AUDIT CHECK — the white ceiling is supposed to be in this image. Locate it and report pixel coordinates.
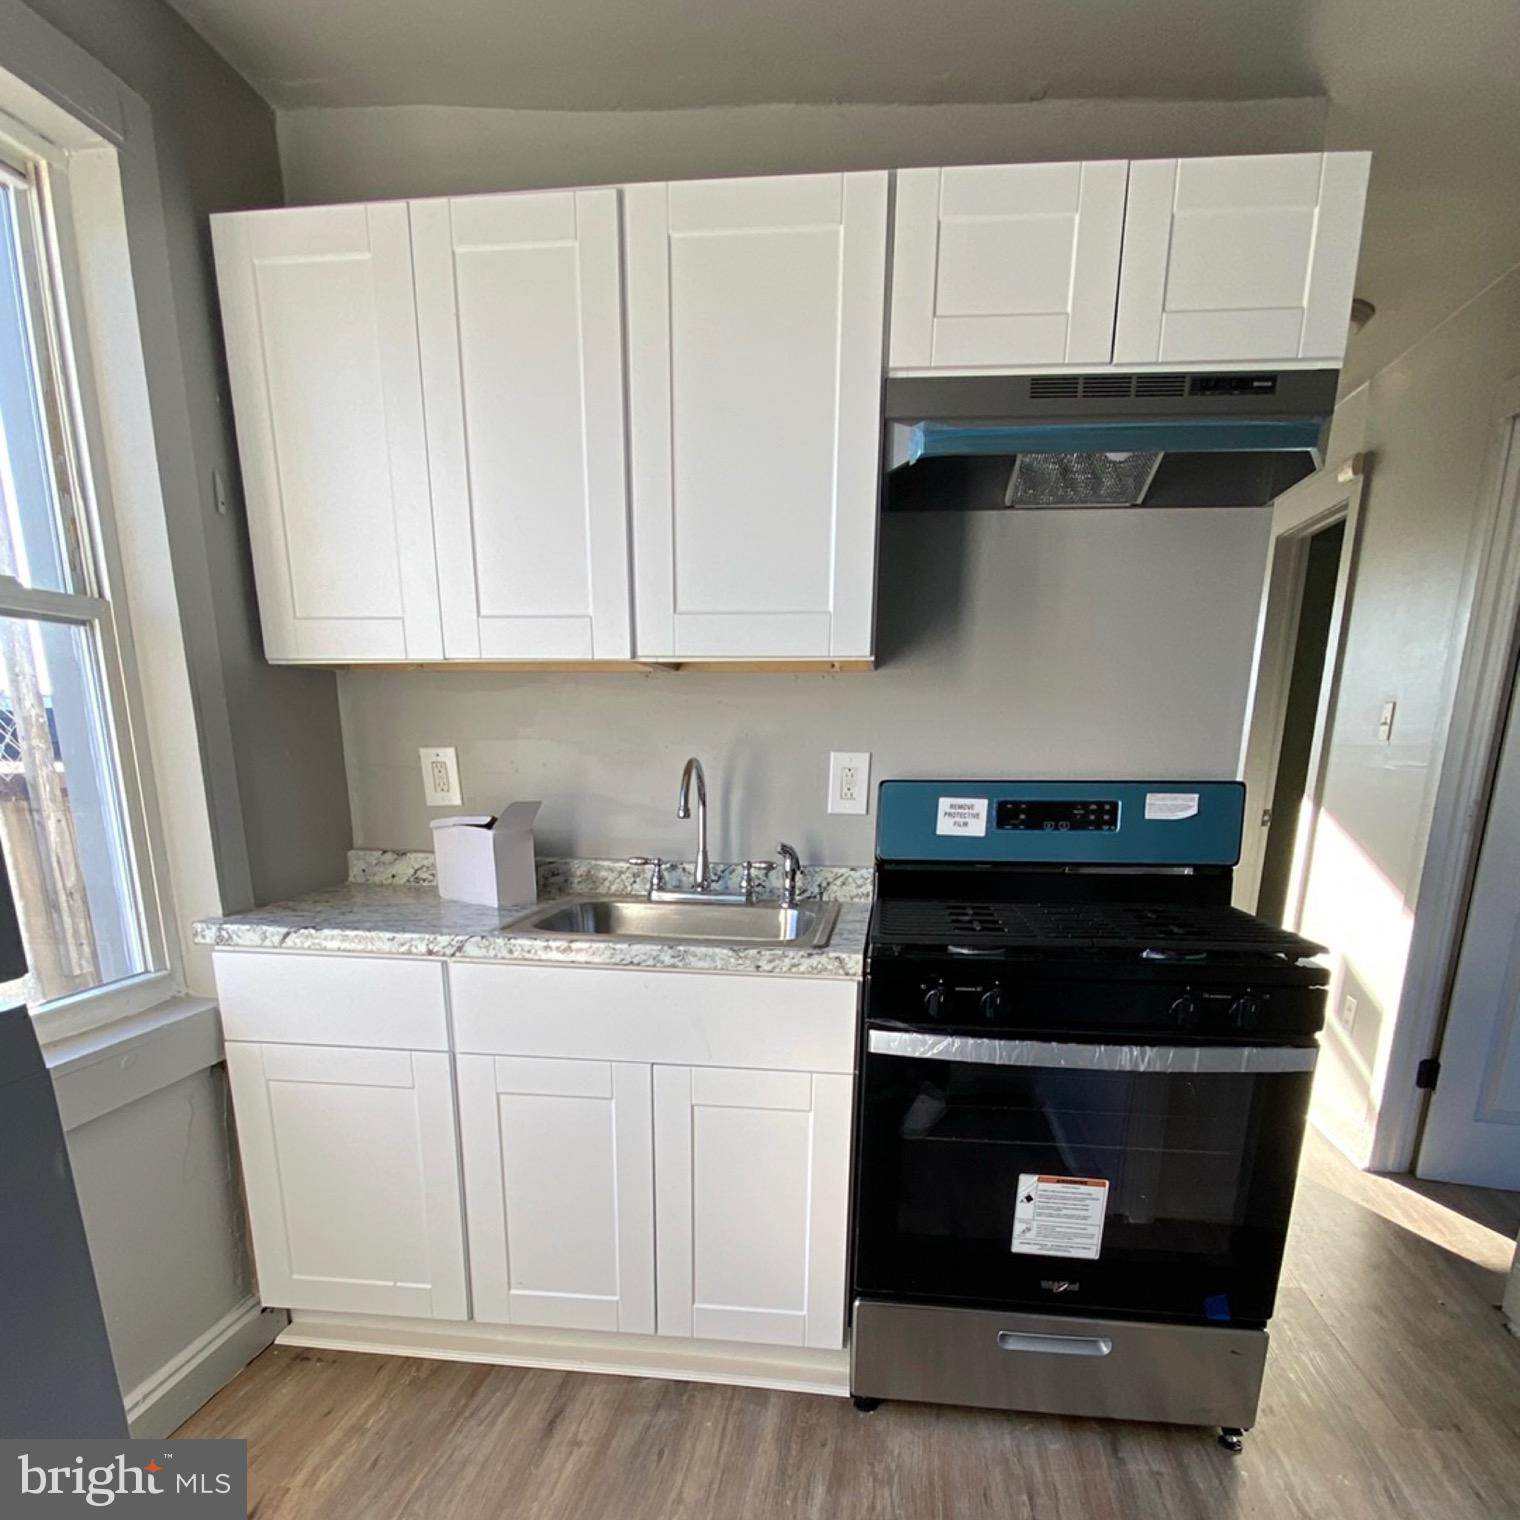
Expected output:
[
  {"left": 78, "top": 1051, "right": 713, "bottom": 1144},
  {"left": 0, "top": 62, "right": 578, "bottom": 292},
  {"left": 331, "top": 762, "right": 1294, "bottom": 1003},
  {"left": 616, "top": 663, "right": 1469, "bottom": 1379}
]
[{"left": 167, "top": 0, "right": 1520, "bottom": 390}]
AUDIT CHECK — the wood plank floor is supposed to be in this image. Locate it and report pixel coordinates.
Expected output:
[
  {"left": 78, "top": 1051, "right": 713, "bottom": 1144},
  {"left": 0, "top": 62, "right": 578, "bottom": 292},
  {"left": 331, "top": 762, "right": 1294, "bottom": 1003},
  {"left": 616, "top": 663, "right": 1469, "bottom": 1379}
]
[{"left": 179, "top": 1130, "right": 1520, "bottom": 1519}]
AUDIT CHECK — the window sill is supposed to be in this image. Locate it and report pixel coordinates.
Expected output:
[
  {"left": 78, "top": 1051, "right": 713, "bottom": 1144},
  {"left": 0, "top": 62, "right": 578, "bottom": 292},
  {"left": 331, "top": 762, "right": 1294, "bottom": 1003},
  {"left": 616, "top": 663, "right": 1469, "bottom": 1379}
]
[{"left": 43, "top": 993, "right": 222, "bottom": 1132}]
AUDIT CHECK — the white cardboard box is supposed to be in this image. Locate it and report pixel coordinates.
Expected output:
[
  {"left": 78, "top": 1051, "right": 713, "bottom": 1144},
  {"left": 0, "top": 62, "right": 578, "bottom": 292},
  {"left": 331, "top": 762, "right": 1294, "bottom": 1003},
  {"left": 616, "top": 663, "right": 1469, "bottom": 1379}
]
[{"left": 431, "top": 802, "right": 540, "bottom": 908}]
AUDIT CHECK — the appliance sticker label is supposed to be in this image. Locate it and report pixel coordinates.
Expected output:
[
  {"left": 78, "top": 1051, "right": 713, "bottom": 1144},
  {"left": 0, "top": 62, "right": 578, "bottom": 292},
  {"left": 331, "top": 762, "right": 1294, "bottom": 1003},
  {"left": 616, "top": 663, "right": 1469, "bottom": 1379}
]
[
  {"left": 936, "top": 796, "right": 988, "bottom": 837},
  {"left": 1144, "top": 791, "right": 1200, "bottom": 822},
  {"left": 1011, "top": 1173, "right": 1109, "bottom": 1260}
]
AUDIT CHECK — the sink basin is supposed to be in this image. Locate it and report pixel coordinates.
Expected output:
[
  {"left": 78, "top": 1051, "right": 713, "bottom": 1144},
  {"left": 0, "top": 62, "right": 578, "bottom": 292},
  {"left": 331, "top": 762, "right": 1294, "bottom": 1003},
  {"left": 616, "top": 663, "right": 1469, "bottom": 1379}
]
[{"left": 510, "top": 895, "right": 840, "bottom": 949}]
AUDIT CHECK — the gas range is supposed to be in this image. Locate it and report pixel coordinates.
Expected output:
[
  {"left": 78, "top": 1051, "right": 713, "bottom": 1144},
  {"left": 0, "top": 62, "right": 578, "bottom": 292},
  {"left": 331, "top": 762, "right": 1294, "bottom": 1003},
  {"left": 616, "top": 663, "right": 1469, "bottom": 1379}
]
[{"left": 848, "top": 779, "right": 1330, "bottom": 1448}]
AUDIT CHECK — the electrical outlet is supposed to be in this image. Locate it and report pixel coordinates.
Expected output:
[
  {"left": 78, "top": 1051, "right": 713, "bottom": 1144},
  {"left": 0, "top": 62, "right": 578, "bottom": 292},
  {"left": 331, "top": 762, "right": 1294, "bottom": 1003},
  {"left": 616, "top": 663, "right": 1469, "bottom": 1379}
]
[
  {"left": 1340, "top": 994, "right": 1358, "bottom": 1033},
  {"left": 828, "top": 751, "right": 871, "bottom": 816},
  {"left": 419, "top": 746, "right": 462, "bottom": 807}
]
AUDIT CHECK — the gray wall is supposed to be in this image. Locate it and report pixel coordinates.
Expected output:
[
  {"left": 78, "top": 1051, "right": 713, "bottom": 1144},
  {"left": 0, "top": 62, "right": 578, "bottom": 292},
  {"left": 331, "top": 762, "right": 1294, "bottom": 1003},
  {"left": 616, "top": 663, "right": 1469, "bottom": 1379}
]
[
  {"left": 279, "top": 96, "right": 1326, "bottom": 204},
  {"left": 23, "top": 0, "right": 351, "bottom": 909},
  {"left": 1304, "top": 259, "right": 1520, "bottom": 1162},
  {"left": 342, "top": 508, "right": 1273, "bottom": 864}
]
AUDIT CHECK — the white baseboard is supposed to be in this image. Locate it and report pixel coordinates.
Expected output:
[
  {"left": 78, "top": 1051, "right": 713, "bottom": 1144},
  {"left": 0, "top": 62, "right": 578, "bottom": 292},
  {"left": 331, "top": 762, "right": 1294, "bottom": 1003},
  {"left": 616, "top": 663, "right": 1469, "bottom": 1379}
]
[
  {"left": 280, "top": 1311, "right": 849, "bottom": 1397},
  {"left": 123, "top": 1296, "right": 285, "bottom": 1437}
]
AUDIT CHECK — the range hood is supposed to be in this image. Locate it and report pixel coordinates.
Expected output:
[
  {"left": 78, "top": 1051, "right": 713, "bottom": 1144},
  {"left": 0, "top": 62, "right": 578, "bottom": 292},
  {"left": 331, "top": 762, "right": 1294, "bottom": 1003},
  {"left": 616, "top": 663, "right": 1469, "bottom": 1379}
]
[{"left": 883, "top": 370, "right": 1337, "bottom": 511}]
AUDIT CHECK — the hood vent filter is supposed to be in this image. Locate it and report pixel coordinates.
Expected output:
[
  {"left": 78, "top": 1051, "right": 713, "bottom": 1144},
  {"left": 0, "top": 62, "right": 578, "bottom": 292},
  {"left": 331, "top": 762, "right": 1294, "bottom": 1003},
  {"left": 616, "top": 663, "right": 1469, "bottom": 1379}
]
[{"left": 1004, "top": 451, "right": 1164, "bottom": 509}]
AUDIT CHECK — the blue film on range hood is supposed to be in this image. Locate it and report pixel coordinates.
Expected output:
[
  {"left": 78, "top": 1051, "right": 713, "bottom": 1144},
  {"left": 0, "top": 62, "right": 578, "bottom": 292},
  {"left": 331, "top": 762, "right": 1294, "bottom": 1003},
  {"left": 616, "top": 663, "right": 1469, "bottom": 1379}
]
[{"left": 906, "top": 417, "right": 1326, "bottom": 465}]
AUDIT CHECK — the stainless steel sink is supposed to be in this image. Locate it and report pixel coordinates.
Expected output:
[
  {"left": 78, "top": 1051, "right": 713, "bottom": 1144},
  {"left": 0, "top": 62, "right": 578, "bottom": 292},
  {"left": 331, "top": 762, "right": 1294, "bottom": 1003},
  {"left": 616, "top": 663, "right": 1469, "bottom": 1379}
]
[{"left": 510, "top": 895, "right": 840, "bottom": 949}]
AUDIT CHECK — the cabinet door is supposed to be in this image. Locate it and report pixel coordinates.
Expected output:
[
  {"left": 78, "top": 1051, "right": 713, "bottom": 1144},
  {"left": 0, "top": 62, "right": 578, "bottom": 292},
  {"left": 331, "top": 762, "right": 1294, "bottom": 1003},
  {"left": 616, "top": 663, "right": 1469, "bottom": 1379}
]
[
  {"left": 890, "top": 161, "right": 1127, "bottom": 371},
  {"left": 1113, "top": 152, "right": 1371, "bottom": 366},
  {"left": 224, "top": 1042, "right": 466, "bottom": 1318},
  {"left": 625, "top": 174, "right": 888, "bottom": 659},
  {"left": 653, "top": 1065, "right": 852, "bottom": 1349},
  {"left": 457, "top": 1054, "right": 654, "bottom": 1332},
  {"left": 412, "top": 191, "right": 632, "bottom": 659},
  {"left": 211, "top": 205, "right": 442, "bottom": 661}
]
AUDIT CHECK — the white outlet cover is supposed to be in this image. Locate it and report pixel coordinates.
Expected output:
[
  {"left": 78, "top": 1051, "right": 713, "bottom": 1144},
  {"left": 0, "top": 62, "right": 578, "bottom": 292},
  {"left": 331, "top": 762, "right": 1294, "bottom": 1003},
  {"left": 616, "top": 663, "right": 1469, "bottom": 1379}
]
[
  {"left": 420, "top": 746, "right": 462, "bottom": 807},
  {"left": 828, "top": 751, "right": 871, "bottom": 816}
]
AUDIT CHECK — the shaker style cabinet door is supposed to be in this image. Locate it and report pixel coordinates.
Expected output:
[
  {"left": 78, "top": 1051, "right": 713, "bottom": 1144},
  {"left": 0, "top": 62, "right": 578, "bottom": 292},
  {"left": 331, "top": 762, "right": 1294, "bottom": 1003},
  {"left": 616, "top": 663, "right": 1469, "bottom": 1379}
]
[
  {"left": 889, "top": 161, "right": 1128, "bottom": 371},
  {"left": 1113, "top": 152, "right": 1372, "bottom": 366},
  {"left": 223, "top": 1041, "right": 467, "bottom": 1318},
  {"left": 653, "top": 1065, "right": 852, "bottom": 1349},
  {"left": 456, "top": 1054, "right": 655, "bottom": 1332},
  {"left": 624, "top": 174, "right": 888, "bottom": 660},
  {"left": 411, "top": 191, "right": 633, "bottom": 659},
  {"left": 211, "top": 204, "right": 442, "bottom": 661}
]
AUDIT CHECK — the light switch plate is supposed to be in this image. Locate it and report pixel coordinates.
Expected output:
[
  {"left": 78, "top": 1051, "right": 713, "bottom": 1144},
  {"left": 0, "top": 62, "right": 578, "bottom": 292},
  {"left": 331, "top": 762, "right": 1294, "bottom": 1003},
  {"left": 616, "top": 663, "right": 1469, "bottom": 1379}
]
[
  {"left": 420, "top": 746, "right": 462, "bottom": 807},
  {"left": 828, "top": 751, "right": 871, "bottom": 815},
  {"left": 1378, "top": 700, "right": 1397, "bottom": 744}
]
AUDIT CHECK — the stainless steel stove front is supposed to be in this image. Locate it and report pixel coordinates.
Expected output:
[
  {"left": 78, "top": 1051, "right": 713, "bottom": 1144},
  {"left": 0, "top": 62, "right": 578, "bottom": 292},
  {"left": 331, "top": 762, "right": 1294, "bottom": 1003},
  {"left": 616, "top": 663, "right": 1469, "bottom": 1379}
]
[{"left": 850, "top": 1299, "right": 1268, "bottom": 1430}]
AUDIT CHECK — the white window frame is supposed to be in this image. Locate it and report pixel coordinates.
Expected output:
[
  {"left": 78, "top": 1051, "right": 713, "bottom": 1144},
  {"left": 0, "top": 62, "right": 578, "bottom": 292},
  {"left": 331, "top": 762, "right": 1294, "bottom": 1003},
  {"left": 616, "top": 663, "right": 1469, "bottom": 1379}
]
[
  {"left": 0, "top": 6, "right": 229, "bottom": 1047},
  {"left": 0, "top": 120, "right": 180, "bottom": 1035}
]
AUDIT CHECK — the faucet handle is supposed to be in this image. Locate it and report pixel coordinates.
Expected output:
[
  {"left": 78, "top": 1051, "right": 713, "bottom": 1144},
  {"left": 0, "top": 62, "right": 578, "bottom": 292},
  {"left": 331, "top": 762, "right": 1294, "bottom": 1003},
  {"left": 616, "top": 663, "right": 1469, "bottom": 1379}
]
[
  {"left": 627, "top": 857, "right": 667, "bottom": 895},
  {"left": 739, "top": 860, "right": 774, "bottom": 902}
]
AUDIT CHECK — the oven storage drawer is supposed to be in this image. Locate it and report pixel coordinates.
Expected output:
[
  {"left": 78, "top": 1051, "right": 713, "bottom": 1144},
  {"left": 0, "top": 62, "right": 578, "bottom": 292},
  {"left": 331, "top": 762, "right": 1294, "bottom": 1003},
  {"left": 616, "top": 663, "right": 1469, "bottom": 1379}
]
[{"left": 850, "top": 1299, "right": 1267, "bottom": 1428}]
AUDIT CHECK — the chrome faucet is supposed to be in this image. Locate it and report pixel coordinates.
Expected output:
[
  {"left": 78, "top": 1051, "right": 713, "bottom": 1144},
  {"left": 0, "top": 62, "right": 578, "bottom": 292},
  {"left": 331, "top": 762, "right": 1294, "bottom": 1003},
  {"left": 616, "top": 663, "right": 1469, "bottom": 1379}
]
[
  {"left": 777, "top": 842, "right": 802, "bottom": 907},
  {"left": 676, "top": 756, "right": 711, "bottom": 891}
]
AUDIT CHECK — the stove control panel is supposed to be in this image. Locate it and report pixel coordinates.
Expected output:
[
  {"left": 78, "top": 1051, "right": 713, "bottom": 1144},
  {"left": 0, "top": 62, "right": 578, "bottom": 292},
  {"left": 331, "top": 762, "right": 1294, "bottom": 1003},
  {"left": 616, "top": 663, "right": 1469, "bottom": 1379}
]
[{"left": 996, "top": 798, "right": 1118, "bottom": 833}]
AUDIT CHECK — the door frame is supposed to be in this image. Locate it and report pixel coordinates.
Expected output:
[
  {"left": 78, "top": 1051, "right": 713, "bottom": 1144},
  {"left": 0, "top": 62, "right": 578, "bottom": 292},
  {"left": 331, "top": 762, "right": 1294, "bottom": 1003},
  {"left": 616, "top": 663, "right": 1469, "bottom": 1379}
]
[
  {"left": 1234, "top": 455, "right": 1368, "bottom": 924},
  {"left": 1373, "top": 377, "right": 1520, "bottom": 1173}
]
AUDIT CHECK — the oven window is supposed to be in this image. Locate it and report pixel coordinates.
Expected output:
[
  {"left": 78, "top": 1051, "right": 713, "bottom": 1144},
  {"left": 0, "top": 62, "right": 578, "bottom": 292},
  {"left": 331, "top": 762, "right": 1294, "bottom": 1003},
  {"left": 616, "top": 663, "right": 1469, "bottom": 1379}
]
[{"left": 854, "top": 1049, "right": 1312, "bottom": 1324}]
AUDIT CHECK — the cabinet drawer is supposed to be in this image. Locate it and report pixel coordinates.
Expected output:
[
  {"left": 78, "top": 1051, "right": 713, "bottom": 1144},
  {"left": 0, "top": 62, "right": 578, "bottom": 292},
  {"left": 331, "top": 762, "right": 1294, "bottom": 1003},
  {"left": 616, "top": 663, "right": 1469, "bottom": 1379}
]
[
  {"left": 450, "top": 962, "right": 857, "bottom": 1071},
  {"left": 214, "top": 951, "right": 448, "bottom": 1049}
]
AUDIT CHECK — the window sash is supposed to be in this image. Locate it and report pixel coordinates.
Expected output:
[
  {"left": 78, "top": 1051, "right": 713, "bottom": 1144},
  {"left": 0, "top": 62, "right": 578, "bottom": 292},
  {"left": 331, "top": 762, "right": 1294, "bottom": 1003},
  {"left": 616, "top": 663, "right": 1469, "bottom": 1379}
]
[{"left": 0, "top": 141, "right": 175, "bottom": 1035}]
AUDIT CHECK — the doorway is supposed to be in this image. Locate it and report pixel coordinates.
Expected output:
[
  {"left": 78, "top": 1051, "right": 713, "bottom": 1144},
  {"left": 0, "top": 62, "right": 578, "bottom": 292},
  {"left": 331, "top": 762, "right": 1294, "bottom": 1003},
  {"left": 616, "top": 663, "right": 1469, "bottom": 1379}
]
[
  {"left": 1255, "top": 519, "right": 1344, "bottom": 926},
  {"left": 1235, "top": 460, "right": 1365, "bottom": 924}
]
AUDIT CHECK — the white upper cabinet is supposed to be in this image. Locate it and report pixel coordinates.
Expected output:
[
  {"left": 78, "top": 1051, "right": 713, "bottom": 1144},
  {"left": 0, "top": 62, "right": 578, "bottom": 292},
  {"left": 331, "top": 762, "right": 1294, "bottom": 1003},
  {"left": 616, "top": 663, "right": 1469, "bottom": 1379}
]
[
  {"left": 212, "top": 204, "right": 443, "bottom": 661},
  {"left": 1113, "top": 152, "right": 1371, "bottom": 366},
  {"left": 411, "top": 191, "right": 633, "bottom": 660},
  {"left": 889, "top": 161, "right": 1128, "bottom": 371},
  {"left": 624, "top": 174, "right": 888, "bottom": 660}
]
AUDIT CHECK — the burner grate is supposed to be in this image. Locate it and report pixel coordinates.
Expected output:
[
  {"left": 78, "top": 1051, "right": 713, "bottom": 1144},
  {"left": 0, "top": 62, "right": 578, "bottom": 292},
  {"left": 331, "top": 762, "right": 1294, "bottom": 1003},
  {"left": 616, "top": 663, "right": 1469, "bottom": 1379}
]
[{"left": 876, "top": 900, "right": 1324, "bottom": 957}]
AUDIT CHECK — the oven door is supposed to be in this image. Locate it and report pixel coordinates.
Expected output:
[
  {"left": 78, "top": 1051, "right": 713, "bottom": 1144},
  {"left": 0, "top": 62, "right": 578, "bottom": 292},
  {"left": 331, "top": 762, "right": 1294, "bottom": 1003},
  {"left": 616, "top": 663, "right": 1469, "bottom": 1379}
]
[{"left": 852, "top": 1026, "right": 1316, "bottom": 1326}]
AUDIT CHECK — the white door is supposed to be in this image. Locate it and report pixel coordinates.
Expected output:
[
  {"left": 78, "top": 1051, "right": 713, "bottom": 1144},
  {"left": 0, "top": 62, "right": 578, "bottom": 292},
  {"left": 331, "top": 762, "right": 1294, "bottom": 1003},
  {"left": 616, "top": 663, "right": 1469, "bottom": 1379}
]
[
  {"left": 211, "top": 204, "right": 442, "bottom": 661},
  {"left": 625, "top": 173, "right": 888, "bottom": 659},
  {"left": 456, "top": 1054, "right": 655, "bottom": 1331},
  {"left": 224, "top": 1042, "right": 467, "bottom": 1317},
  {"left": 889, "top": 161, "right": 1127, "bottom": 370},
  {"left": 412, "top": 191, "right": 633, "bottom": 660},
  {"left": 653, "top": 1064, "right": 852, "bottom": 1348},
  {"left": 1114, "top": 152, "right": 1370, "bottom": 367},
  {"left": 1417, "top": 670, "right": 1520, "bottom": 1187}
]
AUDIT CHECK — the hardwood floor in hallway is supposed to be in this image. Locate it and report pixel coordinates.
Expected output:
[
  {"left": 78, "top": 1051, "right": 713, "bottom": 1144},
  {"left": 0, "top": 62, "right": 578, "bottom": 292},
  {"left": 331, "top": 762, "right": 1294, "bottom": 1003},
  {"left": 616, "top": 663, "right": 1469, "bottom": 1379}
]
[{"left": 178, "top": 1130, "right": 1520, "bottom": 1519}]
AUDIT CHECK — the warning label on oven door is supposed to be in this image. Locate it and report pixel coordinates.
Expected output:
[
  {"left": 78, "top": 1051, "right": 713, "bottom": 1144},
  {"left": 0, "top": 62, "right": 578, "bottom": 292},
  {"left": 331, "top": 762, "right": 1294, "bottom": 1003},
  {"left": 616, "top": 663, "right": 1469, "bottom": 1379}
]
[{"left": 1011, "top": 1173, "right": 1109, "bottom": 1260}]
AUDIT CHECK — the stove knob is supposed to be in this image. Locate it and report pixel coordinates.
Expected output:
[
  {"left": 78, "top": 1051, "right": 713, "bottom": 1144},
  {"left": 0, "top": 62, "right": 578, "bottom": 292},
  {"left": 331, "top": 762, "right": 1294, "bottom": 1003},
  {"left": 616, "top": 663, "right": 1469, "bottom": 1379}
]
[
  {"left": 980, "top": 987, "right": 1008, "bottom": 1021},
  {"left": 1170, "top": 994, "right": 1200, "bottom": 1028},
  {"left": 923, "top": 982, "right": 948, "bottom": 1020},
  {"left": 1231, "top": 995, "right": 1263, "bottom": 1027}
]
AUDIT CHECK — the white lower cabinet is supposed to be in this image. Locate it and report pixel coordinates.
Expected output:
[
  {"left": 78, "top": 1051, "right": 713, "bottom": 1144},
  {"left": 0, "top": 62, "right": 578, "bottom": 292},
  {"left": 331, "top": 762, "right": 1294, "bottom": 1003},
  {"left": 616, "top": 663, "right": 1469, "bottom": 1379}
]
[
  {"left": 455, "top": 1054, "right": 655, "bottom": 1333},
  {"left": 224, "top": 1040, "right": 467, "bottom": 1319},
  {"left": 653, "top": 1065, "right": 853, "bottom": 1349}
]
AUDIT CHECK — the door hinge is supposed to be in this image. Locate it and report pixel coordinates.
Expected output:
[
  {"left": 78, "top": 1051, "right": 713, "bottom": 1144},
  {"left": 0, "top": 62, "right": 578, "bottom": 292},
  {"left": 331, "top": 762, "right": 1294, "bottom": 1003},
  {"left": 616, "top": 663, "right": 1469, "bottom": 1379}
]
[{"left": 1415, "top": 1058, "right": 1441, "bottom": 1091}]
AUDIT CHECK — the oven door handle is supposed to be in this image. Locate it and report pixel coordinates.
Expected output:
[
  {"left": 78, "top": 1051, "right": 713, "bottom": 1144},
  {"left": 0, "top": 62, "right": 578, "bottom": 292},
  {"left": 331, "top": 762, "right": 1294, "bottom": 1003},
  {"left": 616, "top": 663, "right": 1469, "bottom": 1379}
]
[
  {"left": 996, "top": 1329, "right": 1114, "bottom": 1358},
  {"left": 866, "top": 1028, "right": 1318, "bottom": 1073}
]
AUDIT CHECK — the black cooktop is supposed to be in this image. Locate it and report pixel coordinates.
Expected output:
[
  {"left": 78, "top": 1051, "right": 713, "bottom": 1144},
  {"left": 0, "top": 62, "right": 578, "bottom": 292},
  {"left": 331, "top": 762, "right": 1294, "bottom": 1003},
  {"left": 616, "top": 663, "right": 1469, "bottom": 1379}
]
[{"left": 873, "top": 899, "right": 1325, "bottom": 959}]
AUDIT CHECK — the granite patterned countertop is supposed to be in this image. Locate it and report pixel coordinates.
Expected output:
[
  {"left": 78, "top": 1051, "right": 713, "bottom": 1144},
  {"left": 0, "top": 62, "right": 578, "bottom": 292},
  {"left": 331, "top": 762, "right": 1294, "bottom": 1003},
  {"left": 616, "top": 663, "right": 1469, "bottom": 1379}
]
[{"left": 193, "top": 853, "right": 872, "bottom": 980}]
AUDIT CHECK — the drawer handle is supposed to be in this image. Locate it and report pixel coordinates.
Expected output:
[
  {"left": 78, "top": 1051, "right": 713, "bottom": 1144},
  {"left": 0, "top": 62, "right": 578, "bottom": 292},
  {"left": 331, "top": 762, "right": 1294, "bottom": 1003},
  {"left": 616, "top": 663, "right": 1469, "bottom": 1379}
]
[{"left": 996, "top": 1330, "right": 1113, "bottom": 1358}]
